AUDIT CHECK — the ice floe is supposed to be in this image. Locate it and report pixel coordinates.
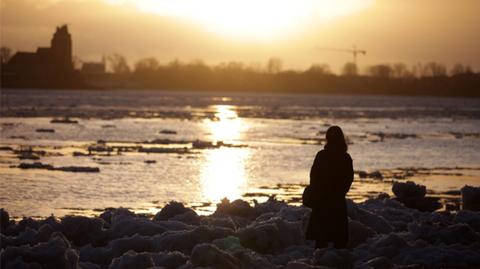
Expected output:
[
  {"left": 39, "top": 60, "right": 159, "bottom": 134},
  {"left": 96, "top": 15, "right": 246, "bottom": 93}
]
[{"left": 1, "top": 193, "right": 480, "bottom": 269}]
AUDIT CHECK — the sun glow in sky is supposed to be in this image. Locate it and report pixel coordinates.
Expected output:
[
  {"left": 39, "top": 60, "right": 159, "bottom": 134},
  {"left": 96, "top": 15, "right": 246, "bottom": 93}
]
[
  {"left": 3, "top": 0, "right": 480, "bottom": 70},
  {"left": 105, "top": 0, "right": 373, "bottom": 39}
]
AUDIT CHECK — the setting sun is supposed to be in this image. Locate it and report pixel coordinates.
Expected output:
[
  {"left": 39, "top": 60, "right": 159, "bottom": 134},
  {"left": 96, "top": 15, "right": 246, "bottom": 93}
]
[{"left": 105, "top": 0, "right": 373, "bottom": 39}]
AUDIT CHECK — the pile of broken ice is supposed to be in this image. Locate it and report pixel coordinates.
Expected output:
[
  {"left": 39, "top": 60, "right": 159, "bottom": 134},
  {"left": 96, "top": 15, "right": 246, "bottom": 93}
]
[{"left": 1, "top": 185, "right": 480, "bottom": 269}]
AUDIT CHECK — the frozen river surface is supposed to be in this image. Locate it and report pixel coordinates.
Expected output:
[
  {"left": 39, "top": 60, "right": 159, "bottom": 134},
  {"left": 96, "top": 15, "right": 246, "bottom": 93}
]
[{"left": 1, "top": 89, "right": 479, "bottom": 218}]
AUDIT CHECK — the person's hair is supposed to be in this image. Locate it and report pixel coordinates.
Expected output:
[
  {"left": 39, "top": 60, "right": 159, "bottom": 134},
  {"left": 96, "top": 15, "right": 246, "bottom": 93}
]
[{"left": 324, "top": 126, "right": 348, "bottom": 152}]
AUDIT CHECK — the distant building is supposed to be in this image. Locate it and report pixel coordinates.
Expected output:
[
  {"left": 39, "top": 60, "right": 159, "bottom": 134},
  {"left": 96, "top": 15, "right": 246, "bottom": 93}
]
[
  {"left": 1, "top": 25, "right": 84, "bottom": 88},
  {"left": 80, "top": 58, "right": 116, "bottom": 88}
]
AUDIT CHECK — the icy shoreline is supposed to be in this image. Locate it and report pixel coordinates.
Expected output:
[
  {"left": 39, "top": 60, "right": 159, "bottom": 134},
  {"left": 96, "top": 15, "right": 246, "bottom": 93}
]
[{"left": 2, "top": 189, "right": 480, "bottom": 269}]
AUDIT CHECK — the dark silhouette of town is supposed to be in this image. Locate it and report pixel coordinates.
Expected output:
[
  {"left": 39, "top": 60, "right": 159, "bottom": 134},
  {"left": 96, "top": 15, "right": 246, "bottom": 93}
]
[
  {"left": 1, "top": 25, "right": 479, "bottom": 97},
  {"left": 1, "top": 25, "right": 85, "bottom": 88}
]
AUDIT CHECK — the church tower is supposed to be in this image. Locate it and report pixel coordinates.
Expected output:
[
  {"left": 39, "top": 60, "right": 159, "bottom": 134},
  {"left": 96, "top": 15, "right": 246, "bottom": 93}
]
[{"left": 51, "top": 25, "right": 73, "bottom": 71}]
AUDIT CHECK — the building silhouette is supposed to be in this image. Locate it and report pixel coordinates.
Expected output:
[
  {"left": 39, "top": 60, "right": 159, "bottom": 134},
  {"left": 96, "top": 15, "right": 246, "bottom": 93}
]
[{"left": 1, "top": 25, "right": 84, "bottom": 88}]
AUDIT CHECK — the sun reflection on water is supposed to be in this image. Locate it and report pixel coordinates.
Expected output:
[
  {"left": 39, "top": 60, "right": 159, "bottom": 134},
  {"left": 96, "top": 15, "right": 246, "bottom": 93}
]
[
  {"left": 201, "top": 105, "right": 249, "bottom": 201},
  {"left": 205, "top": 105, "right": 244, "bottom": 142}
]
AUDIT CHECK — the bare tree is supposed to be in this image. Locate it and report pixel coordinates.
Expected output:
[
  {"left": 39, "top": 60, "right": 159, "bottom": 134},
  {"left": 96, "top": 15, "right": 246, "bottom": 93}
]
[
  {"left": 0, "top": 47, "right": 12, "bottom": 64},
  {"left": 411, "top": 63, "right": 424, "bottom": 78},
  {"left": 465, "top": 65, "right": 473, "bottom": 74},
  {"left": 392, "top": 63, "right": 412, "bottom": 79},
  {"left": 267, "top": 57, "right": 283, "bottom": 74},
  {"left": 342, "top": 62, "right": 358, "bottom": 76},
  {"left": 167, "top": 58, "right": 183, "bottom": 70},
  {"left": 246, "top": 62, "right": 263, "bottom": 72},
  {"left": 368, "top": 64, "right": 393, "bottom": 79},
  {"left": 450, "top": 63, "right": 473, "bottom": 76},
  {"left": 423, "top": 62, "right": 447, "bottom": 77},
  {"left": 135, "top": 57, "right": 159, "bottom": 72},
  {"left": 214, "top": 61, "right": 245, "bottom": 73},
  {"left": 185, "top": 59, "right": 210, "bottom": 74},
  {"left": 107, "top": 54, "right": 130, "bottom": 74},
  {"left": 72, "top": 55, "right": 82, "bottom": 70},
  {"left": 307, "top": 63, "right": 332, "bottom": 75}
]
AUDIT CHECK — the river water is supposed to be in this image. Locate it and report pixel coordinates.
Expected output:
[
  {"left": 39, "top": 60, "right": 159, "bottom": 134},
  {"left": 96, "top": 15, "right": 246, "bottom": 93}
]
[{"left": 1, "top": 89, "right": 479, "bottom": 218}]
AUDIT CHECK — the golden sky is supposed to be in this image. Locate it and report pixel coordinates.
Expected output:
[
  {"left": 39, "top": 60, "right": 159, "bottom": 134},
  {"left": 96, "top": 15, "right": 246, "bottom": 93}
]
[{"left": 1, "top": 0, "right": 479, "bottom": 72}]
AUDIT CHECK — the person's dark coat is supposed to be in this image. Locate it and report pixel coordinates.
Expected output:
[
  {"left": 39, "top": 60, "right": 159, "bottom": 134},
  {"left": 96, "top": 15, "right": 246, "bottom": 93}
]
[{"left": 305, "top": 148, "right": 354, "bottom": 247}]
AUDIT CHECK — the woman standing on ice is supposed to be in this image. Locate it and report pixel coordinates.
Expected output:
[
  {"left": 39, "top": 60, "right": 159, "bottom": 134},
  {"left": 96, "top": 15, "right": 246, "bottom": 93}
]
[{"left": 305, "top": 126, "right": 354, "bottom": 249}]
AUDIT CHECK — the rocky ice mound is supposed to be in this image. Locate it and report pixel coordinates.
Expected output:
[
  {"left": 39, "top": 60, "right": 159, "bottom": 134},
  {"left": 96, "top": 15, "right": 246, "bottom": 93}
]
[
  {"left": 392, "top": 181, "right": 442, "bottom": 212},
  {"left": 1, "top": 195, "right": 480, "bottom": 269},
  {"left": 462, "top": 185, "right": 480, "bottom": 211}
]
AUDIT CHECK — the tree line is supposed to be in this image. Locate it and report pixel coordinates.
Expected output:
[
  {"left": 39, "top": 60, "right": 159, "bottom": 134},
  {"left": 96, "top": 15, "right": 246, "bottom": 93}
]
[
  {"left": 104, "top": 54, "right": 479, "bottom": 97},
  {"left": 107, "top": 54, "right": 475, "bottom": 78},
  {"left": 1, "top": 46, "right": 479, "bottom": 97}
]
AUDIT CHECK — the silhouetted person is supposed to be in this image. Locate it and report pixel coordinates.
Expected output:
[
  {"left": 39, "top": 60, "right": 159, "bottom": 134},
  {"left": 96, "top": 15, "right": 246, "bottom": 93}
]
[{"left": 305, "top": 126, "right": 353, "bottom": 249}]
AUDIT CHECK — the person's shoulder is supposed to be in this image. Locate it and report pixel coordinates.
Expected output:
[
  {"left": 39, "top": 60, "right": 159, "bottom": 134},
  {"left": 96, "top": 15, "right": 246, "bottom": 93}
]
[
  {"left": 345, "top": 152, "right": 353, "bottom": 161},
  {"left": 314, "top": 149, "right": 326, "bottom": 160}
]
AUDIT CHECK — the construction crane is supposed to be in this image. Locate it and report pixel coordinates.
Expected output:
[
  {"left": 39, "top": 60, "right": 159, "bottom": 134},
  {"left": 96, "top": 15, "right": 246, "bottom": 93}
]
[{"left": 316, "top": 46, "right": 366, "bottom": 66}]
